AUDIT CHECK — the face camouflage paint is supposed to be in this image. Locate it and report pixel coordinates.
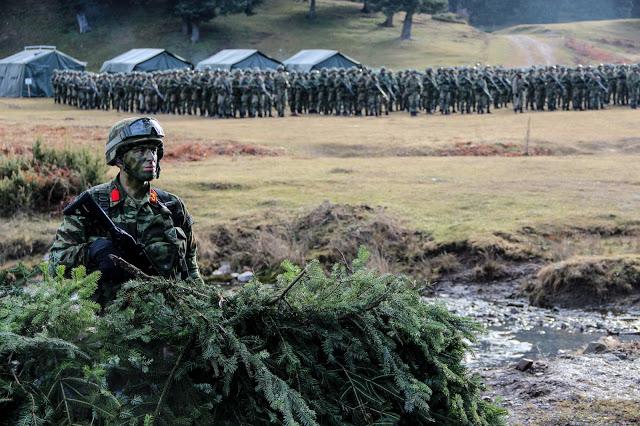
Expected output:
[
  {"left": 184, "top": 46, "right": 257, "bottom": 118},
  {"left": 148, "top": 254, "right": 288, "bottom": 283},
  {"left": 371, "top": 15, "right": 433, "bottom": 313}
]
[{"left": 121, "top": 144, "right": 158, "bottom": 182}]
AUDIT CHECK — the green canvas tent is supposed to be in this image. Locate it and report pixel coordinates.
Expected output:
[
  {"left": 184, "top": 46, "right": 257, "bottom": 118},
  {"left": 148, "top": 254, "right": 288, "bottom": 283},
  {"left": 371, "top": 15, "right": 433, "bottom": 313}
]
[
  {"left": 196, "top": 49, "right": 282, "bottom": 71},
  {"left": 283, "top": 50, "right": 361, "bottom": 72},
  {"left": 0, "top": 46, "right": 86, "bottom": 97},
  {"left": 100, "top": 48, "right": 192, "bottom": 73}
]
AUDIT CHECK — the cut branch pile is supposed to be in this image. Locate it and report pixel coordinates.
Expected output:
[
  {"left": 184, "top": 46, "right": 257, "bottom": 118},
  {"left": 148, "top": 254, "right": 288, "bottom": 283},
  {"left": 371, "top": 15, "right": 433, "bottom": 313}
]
[{"left": 0, "top": 250, "right": 504, "bottom": 425}]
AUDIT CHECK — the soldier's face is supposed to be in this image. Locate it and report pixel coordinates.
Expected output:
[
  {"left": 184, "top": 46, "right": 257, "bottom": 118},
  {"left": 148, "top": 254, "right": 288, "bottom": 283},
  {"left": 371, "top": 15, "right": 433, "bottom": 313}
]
[{"left": 121, "top": 143, "right": 158, "bottom": 182}]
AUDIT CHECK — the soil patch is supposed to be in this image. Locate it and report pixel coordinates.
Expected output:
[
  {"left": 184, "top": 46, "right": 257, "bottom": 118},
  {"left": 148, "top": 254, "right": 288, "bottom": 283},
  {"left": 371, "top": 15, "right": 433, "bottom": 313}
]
[
  {"left": 0, "top": 237, "right": 50, "bottom": 264},
  {"left": 314, "top": 142, "right": 553, "bottom": 157},
  {"left": 199, "top": 201, "right": 437, "bottom": 278},
  {"left": 163, "top": 141, "right": 284, "bottom": 161},
  {"left": 525, "top": 255, "right": 640, "bottom": 308},
  {"left": 565, "top": 37, "right": 631, "bottom": 64},
  {"left": 195, "top": 182, "right": 249, "bottom": 191},
  {"left": 198, "top": 202, "right": 541, "bottom": 281},
  {"left": 0, "top": 123, "right": 283, "bottom": 161}
]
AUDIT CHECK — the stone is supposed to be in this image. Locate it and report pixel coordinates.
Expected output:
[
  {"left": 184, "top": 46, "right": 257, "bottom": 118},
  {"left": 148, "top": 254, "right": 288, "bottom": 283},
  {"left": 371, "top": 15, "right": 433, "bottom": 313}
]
[
  {"left": 213, "top": 262, "right": 232, "bottom": 275},
  {"left": 583, "top": 342, "right": 607, "bottom": 354},
  {"left": 516, "top": 358, "right": 534, "bottom": 372},
  {"left": 237, "top": 271, "right": 254, "bottom": 283}
]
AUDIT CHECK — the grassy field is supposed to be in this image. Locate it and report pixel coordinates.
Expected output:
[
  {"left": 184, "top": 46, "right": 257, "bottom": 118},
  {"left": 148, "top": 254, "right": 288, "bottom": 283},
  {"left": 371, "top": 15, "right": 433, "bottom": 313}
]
[
  {"left": 2, "top": 98, "right": 640, "bottom": 265},
  {"left": 2, "top": 0, "right": 640, "bottom": 70}
]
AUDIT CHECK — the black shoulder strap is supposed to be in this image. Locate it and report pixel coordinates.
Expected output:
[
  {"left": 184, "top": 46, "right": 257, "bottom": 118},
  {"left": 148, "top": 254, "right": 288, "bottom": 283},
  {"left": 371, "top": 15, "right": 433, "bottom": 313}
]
[{"left": 153, "top": 188, "right": 188, "bottom": 229}]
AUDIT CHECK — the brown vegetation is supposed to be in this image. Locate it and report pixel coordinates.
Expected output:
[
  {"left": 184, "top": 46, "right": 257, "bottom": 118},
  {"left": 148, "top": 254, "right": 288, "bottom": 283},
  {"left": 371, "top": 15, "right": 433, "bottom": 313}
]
[
  {"left": 163, "top": 141, "right": 284, "bottom": 161},
  {"left": 526, "top": 255, "right": 640, "bottom": 308},
  {"left": 565, "top": 37, "right": 630, "bottom": 63}
]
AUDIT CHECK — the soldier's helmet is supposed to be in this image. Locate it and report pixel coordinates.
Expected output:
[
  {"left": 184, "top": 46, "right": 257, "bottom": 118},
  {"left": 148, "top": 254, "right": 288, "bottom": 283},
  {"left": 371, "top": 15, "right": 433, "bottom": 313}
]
[
  {"left": 277, "top": 65, "right": 285, "bottom": 71},
  {"left": 106, "top": 117, "right": 164, "bottom": 167}
]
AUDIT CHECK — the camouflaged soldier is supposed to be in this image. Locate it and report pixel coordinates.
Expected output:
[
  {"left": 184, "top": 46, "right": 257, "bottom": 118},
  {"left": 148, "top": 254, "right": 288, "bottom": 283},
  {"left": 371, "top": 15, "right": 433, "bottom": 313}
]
[
  {"left": 405, "top": 70, "right": 423, "bottom": 116},
  {"left": 272, "top": 66, "right": 289, "bottom": 117},
  {"left": 49, "top": 117, "right": 203, "bottom": 304}
]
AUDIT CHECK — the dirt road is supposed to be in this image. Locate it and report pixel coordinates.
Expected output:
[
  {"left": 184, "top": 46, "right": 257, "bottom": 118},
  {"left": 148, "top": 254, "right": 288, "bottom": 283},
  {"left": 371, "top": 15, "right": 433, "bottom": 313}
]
[{"left": 506, "top": 34, "right": 557, "bottom": 66}]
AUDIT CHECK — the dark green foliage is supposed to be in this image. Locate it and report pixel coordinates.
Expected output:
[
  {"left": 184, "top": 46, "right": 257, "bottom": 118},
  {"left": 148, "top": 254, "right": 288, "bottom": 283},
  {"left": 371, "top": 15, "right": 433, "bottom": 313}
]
[
  {"left": 0, "top": 141, "right": 106, "bottom": 216},
  {"left": 0, "top": 251, "right": 505, "bottom": 425},
  {"left": 453, "top": 0, "right": 634, "bottom": 27},
  {"left": 368, "top": 0, "right": 448, "bottom": 39}
]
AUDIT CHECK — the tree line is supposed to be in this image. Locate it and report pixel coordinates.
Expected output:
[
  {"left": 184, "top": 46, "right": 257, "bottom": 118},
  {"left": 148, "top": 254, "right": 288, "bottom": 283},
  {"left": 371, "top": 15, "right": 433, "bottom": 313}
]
[
  {"left": 62, "top": 0, "right": 640, "bottom": 43},
  {"left": 449, "top": 0, "right": 640, "bottom": 27},
  {"left": 61, "top": 0, "right": 448, "bottom": 42}
]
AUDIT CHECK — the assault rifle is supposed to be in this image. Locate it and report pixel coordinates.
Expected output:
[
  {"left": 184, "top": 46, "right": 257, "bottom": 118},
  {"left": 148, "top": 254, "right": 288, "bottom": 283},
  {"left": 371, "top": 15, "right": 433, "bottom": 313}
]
[
  {"left": 64, "top": 192, "right": 158, "bottom": 275},
  {"left": 374, "top": 83, "right": 389, "bottom": 102}
]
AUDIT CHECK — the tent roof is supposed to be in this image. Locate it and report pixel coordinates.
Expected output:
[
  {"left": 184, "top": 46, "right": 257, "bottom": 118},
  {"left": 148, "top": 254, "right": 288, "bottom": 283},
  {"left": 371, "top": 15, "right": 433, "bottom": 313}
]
[
  {"left": 283, "top": 49, "right": 360, "bottom": 67},
  {"left": 199, "top": 49, "right": 259, "bottom": 66},
  {"left": 0, "top": 46, "right": 86, "bottom": 66},
  {"left": 100, "top": 48, "right": 191, "bottom": 72},
  {"left": 284, "top": 49, "right": 339, "bottom": 66}
]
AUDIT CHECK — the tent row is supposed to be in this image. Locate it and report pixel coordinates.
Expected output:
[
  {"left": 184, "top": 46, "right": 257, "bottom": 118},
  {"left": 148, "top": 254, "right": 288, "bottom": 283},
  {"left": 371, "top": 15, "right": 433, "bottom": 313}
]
[{"left": 0, "top": 47, "right": 361, "bottom": 97}]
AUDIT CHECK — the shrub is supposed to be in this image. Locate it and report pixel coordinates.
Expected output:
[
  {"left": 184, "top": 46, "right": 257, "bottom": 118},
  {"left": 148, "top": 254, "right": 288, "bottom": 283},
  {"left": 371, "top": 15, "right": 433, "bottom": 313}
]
[
  {"left": 0, "top": 140, "right": 106, "bottom": 216},
  {"left": 0, "top": 250, "right": 505, "bottom": 425}
]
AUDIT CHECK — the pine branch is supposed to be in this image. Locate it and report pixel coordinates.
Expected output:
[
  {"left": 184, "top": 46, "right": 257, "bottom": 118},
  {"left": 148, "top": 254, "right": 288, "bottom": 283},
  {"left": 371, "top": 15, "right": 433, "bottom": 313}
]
[
  {"left": 153, "top": 336, "right": 194, "bottom": 423},
  {"left": 268, "top": 267, "right": 307, "bottom": 306}
]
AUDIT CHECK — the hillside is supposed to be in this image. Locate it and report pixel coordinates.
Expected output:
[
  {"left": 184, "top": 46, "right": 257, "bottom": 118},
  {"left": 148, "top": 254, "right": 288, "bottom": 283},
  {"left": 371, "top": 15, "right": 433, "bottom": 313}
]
[{"left": 1, "top": 0, "right": 640, "bottom": 70}]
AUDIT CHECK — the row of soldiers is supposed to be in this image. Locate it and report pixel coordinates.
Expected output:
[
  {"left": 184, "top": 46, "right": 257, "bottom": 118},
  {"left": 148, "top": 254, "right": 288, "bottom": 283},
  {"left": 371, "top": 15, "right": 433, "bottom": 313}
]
[{"left": 52, "top": 63, "right": 640, "bottom": 118}]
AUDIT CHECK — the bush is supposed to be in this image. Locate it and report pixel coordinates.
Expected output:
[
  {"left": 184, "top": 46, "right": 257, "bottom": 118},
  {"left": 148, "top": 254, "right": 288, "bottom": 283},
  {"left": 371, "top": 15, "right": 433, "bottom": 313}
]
[
  {"left": 0, "top": 140, "right": 106, "bottom": 216},
  {"left": 0, "top": 250, "right": 505, "bottom": 425}
]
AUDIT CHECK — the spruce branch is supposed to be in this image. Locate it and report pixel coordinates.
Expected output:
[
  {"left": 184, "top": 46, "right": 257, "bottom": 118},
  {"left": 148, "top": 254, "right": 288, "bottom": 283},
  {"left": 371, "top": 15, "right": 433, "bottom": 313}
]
[
  {"left": 268, "top": 267, "right": 308, "bottom": 306},
  {"left": 153, "top": 336, "right": 194, "bottom": 423}
]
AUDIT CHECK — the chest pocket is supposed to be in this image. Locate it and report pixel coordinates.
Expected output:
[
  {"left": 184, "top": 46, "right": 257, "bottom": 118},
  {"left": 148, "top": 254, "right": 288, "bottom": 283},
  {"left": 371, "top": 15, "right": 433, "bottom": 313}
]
[{"left": 143, "top": 205, "right": 188, "bottom": 276}]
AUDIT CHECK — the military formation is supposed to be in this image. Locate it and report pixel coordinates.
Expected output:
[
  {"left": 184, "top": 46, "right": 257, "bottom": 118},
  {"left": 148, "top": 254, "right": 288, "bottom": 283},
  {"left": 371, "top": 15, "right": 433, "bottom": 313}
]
[{"left": 52, "top": 63, "right": 640, "bottom": 118}]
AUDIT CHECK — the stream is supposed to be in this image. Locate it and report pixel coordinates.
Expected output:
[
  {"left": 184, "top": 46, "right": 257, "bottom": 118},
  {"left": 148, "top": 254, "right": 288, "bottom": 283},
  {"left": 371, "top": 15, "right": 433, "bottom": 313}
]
[{"left": 424, "top": 280, "right": 640, "bottom": 368}]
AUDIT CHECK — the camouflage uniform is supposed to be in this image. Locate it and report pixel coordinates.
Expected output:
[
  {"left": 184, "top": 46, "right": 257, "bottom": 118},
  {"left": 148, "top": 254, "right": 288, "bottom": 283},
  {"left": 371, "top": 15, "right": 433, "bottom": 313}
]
[{"left": 49, "top": 117, "right": 202, "bottom": 304}]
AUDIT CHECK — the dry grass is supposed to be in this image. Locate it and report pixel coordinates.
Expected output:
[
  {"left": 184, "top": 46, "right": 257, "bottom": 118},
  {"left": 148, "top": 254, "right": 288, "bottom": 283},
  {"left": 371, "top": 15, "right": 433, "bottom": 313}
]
[
  {"left": 527, "top": 255, "right": 640, "bottom": 308},
  {"left": 2, "top": 99, "right": 640, "bottom": 267}
]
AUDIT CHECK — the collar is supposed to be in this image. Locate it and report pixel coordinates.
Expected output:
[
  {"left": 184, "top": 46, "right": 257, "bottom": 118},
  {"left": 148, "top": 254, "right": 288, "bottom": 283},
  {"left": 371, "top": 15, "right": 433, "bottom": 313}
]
[{"left": 110, "top": 174, "right": 159, "bottom": 207}]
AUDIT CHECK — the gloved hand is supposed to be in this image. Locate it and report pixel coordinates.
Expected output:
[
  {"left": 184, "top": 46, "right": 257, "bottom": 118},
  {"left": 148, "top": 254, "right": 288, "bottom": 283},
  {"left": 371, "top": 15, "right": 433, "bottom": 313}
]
[{"left": 88, "top": 239, "right": 129, "bottom": 284}]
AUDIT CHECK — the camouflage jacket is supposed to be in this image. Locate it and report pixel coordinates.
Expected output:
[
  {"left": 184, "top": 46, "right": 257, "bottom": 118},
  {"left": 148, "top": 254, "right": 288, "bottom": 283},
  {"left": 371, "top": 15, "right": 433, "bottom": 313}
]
[{"left": 49, "top": 175, "right": 202, "bottom": 283}]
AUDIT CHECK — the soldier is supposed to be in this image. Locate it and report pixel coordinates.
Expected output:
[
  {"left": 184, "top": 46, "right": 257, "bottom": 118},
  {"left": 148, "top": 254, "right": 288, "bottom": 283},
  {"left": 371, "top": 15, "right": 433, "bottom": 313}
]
[
  {"left": 49, "top": 117, "right": 203, "bottom": 305},
  {"left": 572, "top": 65, "right": 587, "bottom": 111},
  {"left": 512, "top": 69, "right": 526, "bottom": 113},
  {"left": 215, "top": 70, "right": 233, "bottom": 118},
  {"left": 534, "top": 68, "right": 546, "bottom": 111},
  {"left": 436, "top": 68, "right": 450, "bottom": 114},
  {"left": 628, "top": 65, "right": 640, "bottom": 109},
  {"left": 239, "top": 70, "right": 252, "bottom": 118},
  {"left": 560, "top": 67, "right": 573, "bottom": 111},
  {"left": 457, "top": 68, "right": 473, "bottom": 114},
  {"left": 525, "top": 68, "right": 536, "bottom": 110},
  {"left": 474, "top": 71, "right": 491, "bottom": 114},
  {"left": 273, "top": 66, "right": 289, "bottom": 117},
  {"left": 379, "top": 67, "right": 396, "bottom": 114},
  {"left": 405, "top": 70, "right": 423, "bottom": 117}
]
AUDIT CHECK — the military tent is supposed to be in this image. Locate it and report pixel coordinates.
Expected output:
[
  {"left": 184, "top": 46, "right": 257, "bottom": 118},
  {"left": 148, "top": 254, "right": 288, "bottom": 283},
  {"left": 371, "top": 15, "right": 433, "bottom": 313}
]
[
  {"left": 100, "top": 48, "right": 192, "bottom": 73},
  {"left": 0, "top": 46, "right": 86, "bottom": 97},
  {"left": 196, "top": 49, "right": 282, "bottom": 71},
  {"left": 283, "top": 50, "right": 360, "bottom": 72}
]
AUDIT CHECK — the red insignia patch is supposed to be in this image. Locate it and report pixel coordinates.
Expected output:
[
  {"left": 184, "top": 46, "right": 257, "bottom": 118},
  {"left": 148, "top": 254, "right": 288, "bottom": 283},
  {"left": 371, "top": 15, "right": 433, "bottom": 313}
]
[
  {"left": 150, "top": 189, "right": 158, "bottom": 204},
  {"left": 110, "top": 188, "right": 120, "bottom": 202}
]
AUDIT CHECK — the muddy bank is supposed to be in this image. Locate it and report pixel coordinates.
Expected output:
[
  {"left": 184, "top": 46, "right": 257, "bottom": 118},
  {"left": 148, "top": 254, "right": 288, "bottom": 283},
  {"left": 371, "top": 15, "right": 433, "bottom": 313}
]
[
  {"left": 525, "top": 256, "right": 640, "bottom": 309},
  {"left": 482, "top": 338, "right": 640, "bottom": 425},
  {"left": 197, "top": 201, "right": 539, "bottom": 280}
]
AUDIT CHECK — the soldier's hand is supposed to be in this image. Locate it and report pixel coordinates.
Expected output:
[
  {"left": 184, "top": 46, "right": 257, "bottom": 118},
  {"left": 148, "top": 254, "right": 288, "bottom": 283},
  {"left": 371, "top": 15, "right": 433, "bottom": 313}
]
[{"left": 88, "top": 239, "right": 129, "bottom": 284}]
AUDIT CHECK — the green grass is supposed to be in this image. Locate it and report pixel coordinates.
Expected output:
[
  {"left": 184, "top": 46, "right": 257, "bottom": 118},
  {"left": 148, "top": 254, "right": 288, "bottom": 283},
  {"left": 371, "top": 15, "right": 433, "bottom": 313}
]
[{"left": 3, "top": 0, "right": 640, "bottom": 70}]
